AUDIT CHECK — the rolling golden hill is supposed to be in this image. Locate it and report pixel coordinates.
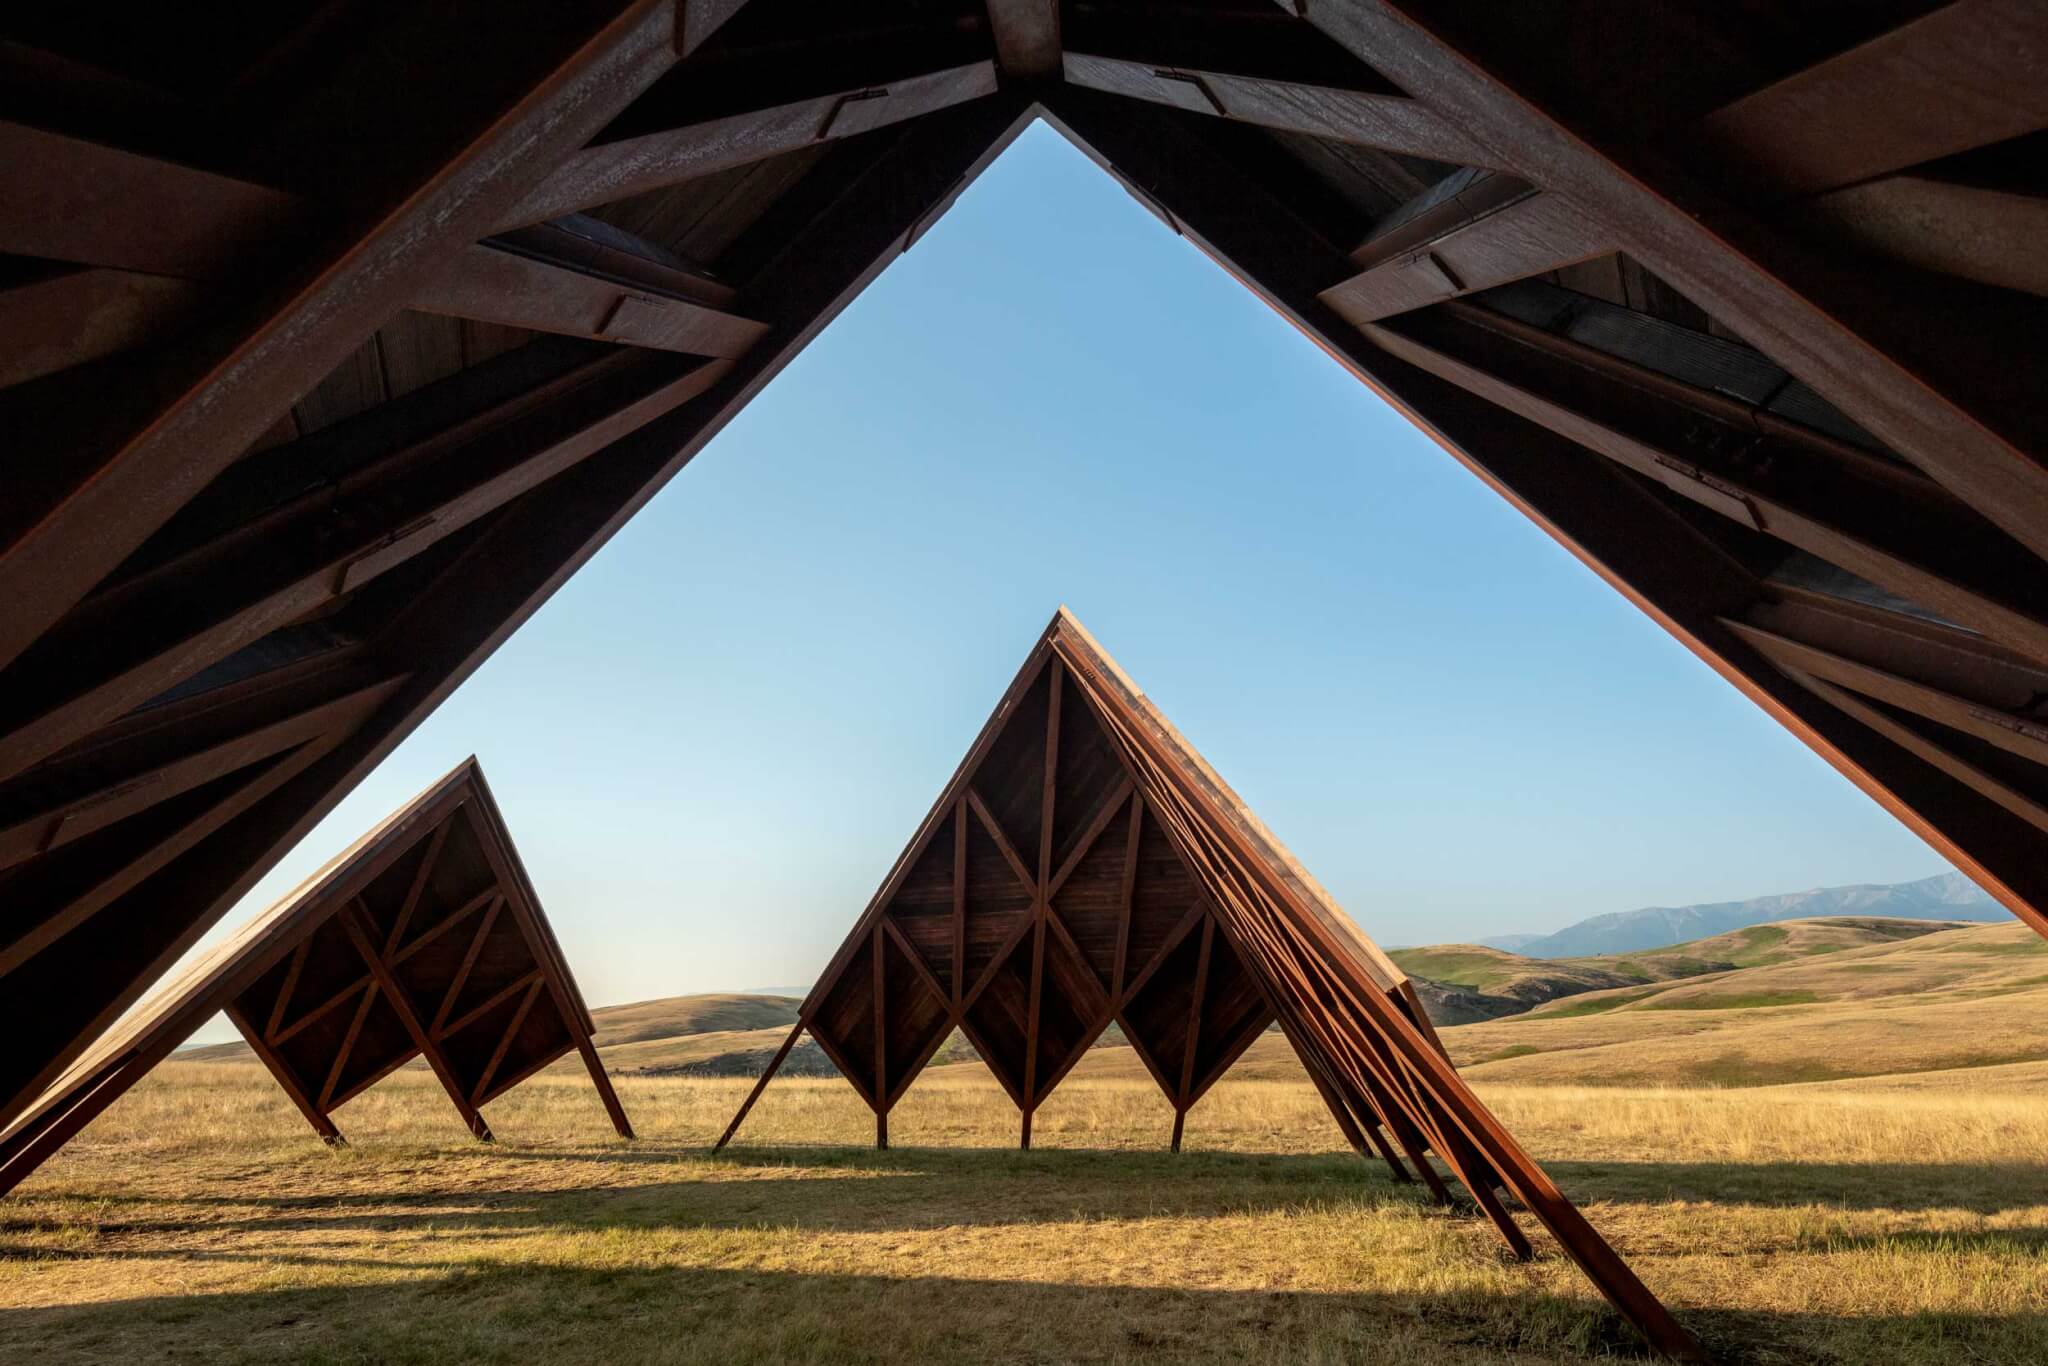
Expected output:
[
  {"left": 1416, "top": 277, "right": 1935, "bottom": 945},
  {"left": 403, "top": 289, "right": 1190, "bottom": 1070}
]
[{"left": 983, "top": 919, "right": 2048, "bottom": 1091}]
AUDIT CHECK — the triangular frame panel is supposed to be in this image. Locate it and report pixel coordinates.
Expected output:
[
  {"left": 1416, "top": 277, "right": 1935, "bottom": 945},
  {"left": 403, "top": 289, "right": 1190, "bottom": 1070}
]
[
  {"left": 716, "top": 610, "right": 1695, "bottom": 1355},
  {"left": 0, "top": 759, "right": 631, "bottom": 1195}
]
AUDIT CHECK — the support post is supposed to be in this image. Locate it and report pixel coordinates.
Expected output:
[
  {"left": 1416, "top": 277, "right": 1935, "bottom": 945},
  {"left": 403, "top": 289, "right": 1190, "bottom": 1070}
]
[{"left": 713, "top": 1016, "right": 806, "bottom": 1150}]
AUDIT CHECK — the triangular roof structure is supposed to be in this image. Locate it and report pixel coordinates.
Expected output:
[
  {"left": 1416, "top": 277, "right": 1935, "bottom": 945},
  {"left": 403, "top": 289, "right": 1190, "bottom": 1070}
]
[
  {"left": 0, "top": 759, "right": 631, "bottom": 1196},
  {"left": 0, "top": 6, "right": 2040, "bottom": 1355},
  {"left": 716, "top": 609, "right": 1696, "bottom": 1357}
]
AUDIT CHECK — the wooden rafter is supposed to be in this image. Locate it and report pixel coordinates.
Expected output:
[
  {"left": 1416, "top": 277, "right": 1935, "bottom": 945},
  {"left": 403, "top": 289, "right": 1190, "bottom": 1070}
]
[
  {"left": 0, "top": 1, "right": 687, "bottom": 675},
  {"left": 1293, "top": 1, "right": 2048, "bottom": 570},
  {"left": 497, "top": 61, "right": 1002, "bottom": 230},
  {"left": 1062, "top": 52, "right": 1490, "bottom": 165}
]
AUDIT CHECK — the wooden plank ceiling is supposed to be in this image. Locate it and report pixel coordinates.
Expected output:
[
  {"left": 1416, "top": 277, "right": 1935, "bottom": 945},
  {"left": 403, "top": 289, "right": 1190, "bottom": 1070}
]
[
  {"left": 0, "top": 759, "right": 632, "bottom": 1197},
  {"left": 0, "top": 1, "right": 2042, "bottom": 1353}
]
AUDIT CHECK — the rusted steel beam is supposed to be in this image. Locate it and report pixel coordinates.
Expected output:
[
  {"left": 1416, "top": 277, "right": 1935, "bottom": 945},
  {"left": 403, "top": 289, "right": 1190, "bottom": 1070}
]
[
  {"left": 498, "top": 61, "right": 1001, "bottom": 230},
  {"left": 1063, "top": 52, "right": 1490, "bottom": 165},
  {"left": 0, "top": 1, "right": 686, "bottom": 676},
  {"left": 1294, "top": 1, "right": 2048, "bottom": 572}
]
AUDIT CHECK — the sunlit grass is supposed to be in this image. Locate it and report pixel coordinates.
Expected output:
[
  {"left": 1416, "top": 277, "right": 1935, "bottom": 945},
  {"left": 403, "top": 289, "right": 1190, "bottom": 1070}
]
[{"left": 4, "top": 1063, "right": 2046, "bottom": 1363}]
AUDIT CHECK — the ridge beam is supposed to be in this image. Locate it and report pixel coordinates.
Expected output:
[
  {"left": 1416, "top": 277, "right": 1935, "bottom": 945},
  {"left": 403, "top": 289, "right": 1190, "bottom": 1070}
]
[{"left": 988, "top": 1, "right": 1062, "bottom": 80}]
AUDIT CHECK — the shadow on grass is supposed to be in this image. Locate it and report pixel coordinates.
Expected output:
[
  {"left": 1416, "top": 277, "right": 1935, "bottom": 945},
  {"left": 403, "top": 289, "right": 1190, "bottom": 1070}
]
[
  {"left": 1543, "top": 1158, "right": 2048, "bottom": 1215},
  {"left": 3, "top": 1258, "right": 2045, "bottom": 1365},
  {"left": 2, "top": 1146, "right": 1428, "bottom": 1242}
]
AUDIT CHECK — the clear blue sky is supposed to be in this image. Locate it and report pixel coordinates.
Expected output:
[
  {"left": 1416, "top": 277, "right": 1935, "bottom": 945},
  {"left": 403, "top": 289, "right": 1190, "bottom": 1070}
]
[{"left": 191, "top": 122, "right": 1949, "bottom": 1023}]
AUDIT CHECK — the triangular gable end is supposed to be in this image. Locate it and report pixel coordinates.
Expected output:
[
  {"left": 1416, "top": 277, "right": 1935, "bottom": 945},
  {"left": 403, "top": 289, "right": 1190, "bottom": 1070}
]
[
  {"left": 0, "top": 759, "right": 632, "bottom": 1196},
  {"left": 716, "top": 609, "right": 1696, "bottom": 1357}
]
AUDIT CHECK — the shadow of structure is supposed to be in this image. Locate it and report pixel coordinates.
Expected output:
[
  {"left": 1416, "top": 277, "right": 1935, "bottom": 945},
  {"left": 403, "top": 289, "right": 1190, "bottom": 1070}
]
[
  {"left": 5, "top": 1144, "right": 2047, "bottom": 1364},
  {"left": 2, "top": 1258, "right": 2044, "bottom": 1366}
]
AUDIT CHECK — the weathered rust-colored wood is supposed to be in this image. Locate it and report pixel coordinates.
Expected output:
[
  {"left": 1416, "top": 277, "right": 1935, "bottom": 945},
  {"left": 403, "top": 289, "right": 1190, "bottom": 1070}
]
[
  {"left": 1170, "top": 915, "right": 1216, "bottom": 1152},
  {"left": 1366, "top": 302, "right": 2048, "bottom": 670},
  {"left": 499, "top": 62, "right": 1002, "bottom": 230},
  {"left": 432, "top": 898, "right": 507, "bottom": 1036},
  {"left": 872, "top": 921, "right": 888, "bottom": 1149},
  {"left": 712, "top": 1017, "right": 806, "bottom": 1151},
  {"left": 225, "top": 1003, "right": 342, "bottom": 1145},
  {"left": 8, "top": 15, "right": 2046, "bottom": 1353},
  {"left": 470, "top": 977, "right": 546, "bottom": 1108},
  {"left": 1323, "top": 193, "right": 1610, "bottom": 324},
  {"left": 987, "top": 0, "right": 1061, "bottom": 80},
  {"left": 0, "top": 0, "right": 687, "bottom": 676},
  {"left": 1296, "top": 1, "right": 2048, "bottom": 577},
  {"left": 0, "top": 352, "right": 732, "bottom": 788},
  {"left": 953, "top": 794, "right": 968, "bottom": 1008},
  {"left": 1062, "top": 52, "right": 1491, "bottom": 165},
  {"left": 1692, "top": 0, "right": 2048, "bottom": 198},
  {"left": 1111, "top": 795, "right": 1142, "bottom": 999},
  {"left": 339, "top": 899, "right": 493, "bottom": 1141},
  {"left": 0, "top": 761, "right": 626, "bottom": 1188}
]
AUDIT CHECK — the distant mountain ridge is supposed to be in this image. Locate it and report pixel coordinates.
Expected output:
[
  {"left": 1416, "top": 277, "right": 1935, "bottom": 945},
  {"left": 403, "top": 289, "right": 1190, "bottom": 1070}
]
[{"left": 1483, "top": 872, "right": 2002, "bottom": 958}]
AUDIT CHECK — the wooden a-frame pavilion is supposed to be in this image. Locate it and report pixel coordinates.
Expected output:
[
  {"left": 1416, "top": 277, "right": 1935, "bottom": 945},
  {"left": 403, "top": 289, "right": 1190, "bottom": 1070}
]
[
  {"left": 719, "top": 609, "right": 1697, "bottom": 1355},
  {"left": 4, "top": 2, "right": 2047, "bottom": 1358},
  {"left": 0, "top": 759, "right": 632, "bottom": 1197}
]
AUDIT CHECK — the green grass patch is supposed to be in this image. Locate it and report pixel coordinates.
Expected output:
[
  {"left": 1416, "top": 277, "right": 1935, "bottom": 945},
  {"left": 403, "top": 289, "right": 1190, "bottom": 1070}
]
[
  {"left": 1643, "top": 990, "right": 1823, "bottom": 1012},
  {"left": 1947, "top": 937, "right": 2048, "bottom": 957},
  {"left": 1529, "top": 989, "right": 1660, "bottom": 1019}
]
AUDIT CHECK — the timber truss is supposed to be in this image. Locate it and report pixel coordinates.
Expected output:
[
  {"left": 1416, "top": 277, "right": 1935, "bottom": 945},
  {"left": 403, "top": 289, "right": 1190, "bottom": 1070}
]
[
  {"left": 719, "top": 610, "right": 1700, "bottom": 1357},
  {"left": 0, "top": 760, "right": 632, "bottom": 1197},
  {"left": 0, "top": 1, "right": 2043, "bottom": 1355}
]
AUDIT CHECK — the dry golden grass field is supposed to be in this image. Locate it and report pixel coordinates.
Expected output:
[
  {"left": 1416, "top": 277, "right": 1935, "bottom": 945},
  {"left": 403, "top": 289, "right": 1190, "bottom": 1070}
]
[{"left": 5, "top": 1056, "right": 2047, "bottom": 1365}]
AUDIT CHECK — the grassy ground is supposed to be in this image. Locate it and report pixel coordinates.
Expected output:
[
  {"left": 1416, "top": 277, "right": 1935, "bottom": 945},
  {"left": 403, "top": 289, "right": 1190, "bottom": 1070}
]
[{"left": 5, "top": 1062, "right": 2046, "bottom": 1364}]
